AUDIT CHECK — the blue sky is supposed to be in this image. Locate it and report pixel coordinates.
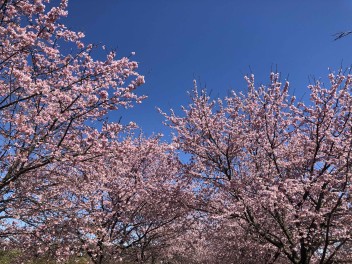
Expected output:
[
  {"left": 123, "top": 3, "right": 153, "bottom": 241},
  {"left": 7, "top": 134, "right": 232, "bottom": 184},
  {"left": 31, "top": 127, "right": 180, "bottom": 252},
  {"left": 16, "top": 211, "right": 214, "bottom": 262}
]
[{"left": 65, "top": 0, "right": 352, "bottom": 136}]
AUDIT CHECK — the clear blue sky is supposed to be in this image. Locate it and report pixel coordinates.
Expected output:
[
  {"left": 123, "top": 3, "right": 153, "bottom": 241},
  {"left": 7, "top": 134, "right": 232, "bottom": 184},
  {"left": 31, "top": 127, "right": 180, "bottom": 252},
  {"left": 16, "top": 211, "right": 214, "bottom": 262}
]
[{"left": 65, "top": 0, "right": 352, "bottom": 136}]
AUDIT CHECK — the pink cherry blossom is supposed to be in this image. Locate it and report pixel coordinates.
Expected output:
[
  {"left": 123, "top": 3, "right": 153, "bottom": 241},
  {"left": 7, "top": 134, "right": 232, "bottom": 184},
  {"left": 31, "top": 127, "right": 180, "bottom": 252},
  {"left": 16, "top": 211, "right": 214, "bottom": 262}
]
[{"left": 163, "top": 72, "right": 352, "bottom": 263}]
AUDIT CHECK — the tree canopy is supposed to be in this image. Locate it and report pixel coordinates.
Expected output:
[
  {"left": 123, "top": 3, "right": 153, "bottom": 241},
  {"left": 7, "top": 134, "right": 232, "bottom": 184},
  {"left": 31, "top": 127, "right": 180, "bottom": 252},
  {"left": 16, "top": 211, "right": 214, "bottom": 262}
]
[{"left": 0, "top": 1, "right": 351, "bottom": 263}]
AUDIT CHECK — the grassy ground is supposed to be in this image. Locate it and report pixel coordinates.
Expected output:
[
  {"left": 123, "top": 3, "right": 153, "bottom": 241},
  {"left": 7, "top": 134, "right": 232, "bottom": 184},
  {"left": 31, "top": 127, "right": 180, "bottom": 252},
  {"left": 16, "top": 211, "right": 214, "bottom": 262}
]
[{"left": 0, "top": 250, "right": 90, "bottom": 264}]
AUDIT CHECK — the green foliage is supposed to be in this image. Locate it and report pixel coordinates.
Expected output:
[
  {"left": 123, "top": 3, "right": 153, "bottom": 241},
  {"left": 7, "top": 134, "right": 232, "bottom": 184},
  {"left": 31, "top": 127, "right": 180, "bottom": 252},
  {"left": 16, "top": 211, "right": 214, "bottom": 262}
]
[{"left": 0, "top": 250, "right": 21, "bottom": 264}]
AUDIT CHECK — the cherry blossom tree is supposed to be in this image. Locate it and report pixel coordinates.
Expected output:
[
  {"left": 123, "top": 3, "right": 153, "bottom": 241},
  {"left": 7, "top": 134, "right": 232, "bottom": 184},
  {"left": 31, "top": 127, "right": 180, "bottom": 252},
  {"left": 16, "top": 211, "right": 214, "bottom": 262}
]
[
  {"left": 0, "top": 0, "right": 145, "bottom": 255},
  {"left": 2, "top": 1, "right": 351, "bottom": 263},
  {"left": 7, "top": 136, "right": 192, "bottom": 263},
  {"left": 163, "top": 73, "right": 352, "bottom": 263},
  {"left": 65, "top": 137, "right": 191, "bottom": 264},
  {"left": 164, "top": 215, "right": 285, "bottom": 264}
]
